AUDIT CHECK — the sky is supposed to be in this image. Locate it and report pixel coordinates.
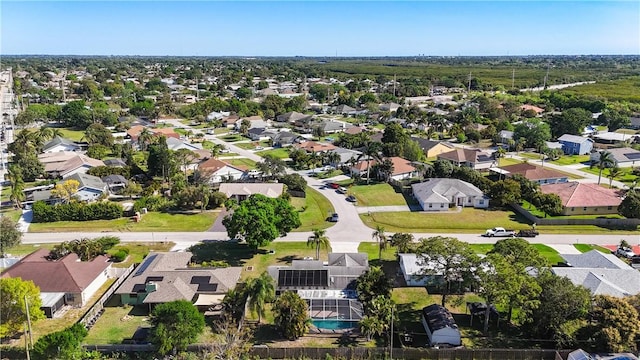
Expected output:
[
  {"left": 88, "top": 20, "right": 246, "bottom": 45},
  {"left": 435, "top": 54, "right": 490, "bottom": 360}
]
[{"left": 1, "top": 1, "right": 639, "bottom": 56}]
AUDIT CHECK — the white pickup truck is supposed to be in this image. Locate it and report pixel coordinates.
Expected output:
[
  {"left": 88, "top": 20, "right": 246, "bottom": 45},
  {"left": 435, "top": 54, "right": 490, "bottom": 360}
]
[{"left": 484, "top": 227, "right": 516, "bottom": 237}]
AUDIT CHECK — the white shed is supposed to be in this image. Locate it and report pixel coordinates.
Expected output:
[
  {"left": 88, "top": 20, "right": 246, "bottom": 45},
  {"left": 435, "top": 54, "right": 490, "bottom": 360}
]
[{"left": 421, "top": 304, "right": 461, "bottom": 347}]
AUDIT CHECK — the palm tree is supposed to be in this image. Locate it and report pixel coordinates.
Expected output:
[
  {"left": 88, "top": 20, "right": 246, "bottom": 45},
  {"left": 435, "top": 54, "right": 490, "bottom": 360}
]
[
  {"left": 372, "top": 225, "right": 387, "bottom": 260},
  {"left": 608, "top": 166, "right": 622, "bottom": 188},
  {"left": 595, "top": 151, "right": 615, "bottom": 185},
  {"left": 246, "top": 272, "right": 275, "bottom": 323},
  {"left": 7, "top": 165, "right": 25, "bottom": 209},
  {"left": 210, "top": 144, "right": 226, "bottom": 159},
  {"left": 307, "top": 229, "right": 330, "bottom": 260},
  {"left": 357, "top": 142, "right": 382, "bottom": 184},
  {"left": 359, "top": 315, "right": 384, "bottom": 341},
  {"left": 138, "top": 128, "right": 154, "bottom": 151}
]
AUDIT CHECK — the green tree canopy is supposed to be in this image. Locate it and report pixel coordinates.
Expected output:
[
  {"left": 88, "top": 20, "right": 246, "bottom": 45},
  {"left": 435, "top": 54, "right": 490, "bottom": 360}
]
[
  {"left": 587, "top": 295, "right": 640, "bottom": 352},
  {"left": 273, "top": 291, "right": 310, "bottom": 340},
  {"left": 246, "top": 272, "right": 275, "bottom": 323},
  {"left": 150, "top": 300, "right": 205, "bottom": 355},
  {"left": 222, "top": 194, "right": 301, "bottom": 248},
  {"left": 619, "top": 189, "right": 640, "bottom": 219},
  {"left": 32, "top": 323, "right": 88, "bottom": 360},
  {"left": 356, "top": 266, "right": 392, "bottom": 307},
  {"left": 0, "top": 277, "right": 45, "bottom": 338},
  {"left": 512, "top": 118, "right": 552, "bottom": 150},
  {"left": 0, "top": 217, "right": 22, "bottom": 257}
]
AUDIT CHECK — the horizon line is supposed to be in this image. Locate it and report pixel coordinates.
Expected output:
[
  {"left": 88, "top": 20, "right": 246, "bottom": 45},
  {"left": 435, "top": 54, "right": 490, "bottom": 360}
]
[{"left": 3, "top": 53, "right": 640, "bottom": 58}]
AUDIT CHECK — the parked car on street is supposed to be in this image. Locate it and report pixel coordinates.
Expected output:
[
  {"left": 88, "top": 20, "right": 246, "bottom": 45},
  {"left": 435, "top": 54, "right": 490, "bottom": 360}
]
[
  {"left": 346, "top": 195, "right": 357, "bottom": 203},
  {"left": 615, "top": 246, "right": 636, "bottom": 258},
  {"left": 483, "top": 227, "right": 516, "bottom": 237},
  {"left": 337, "top": 187, "right": 347, "bottom": 194},
  {"left": 329, "top": 213, "right": 339, "bottom": 222},
  {"left": 516, "top": 229, "right": 539, "bottom": 237},
  {"left": 328, "top": 182, "right": 340, "bottom": 189}
]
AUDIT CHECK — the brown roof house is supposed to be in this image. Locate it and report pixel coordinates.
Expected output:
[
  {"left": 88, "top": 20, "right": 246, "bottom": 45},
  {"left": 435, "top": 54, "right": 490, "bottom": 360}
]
[
  {"left": 219, "top": 183, "right": 284, "bottom": 202},
  {"left": 293, "top": 141, "right": 336, "bottom": 153},
  {"left": 115, "top": 252, "right": 242, "bottom": 312},
  {"left": 351, "top": 157, "right": 418, "bottom": 182},
  {"left": 540, "top": 182, "right": 622, "bottom": 215},
  {"left": 437, "top": 148, "right": 495, "bottom": 170},
  {"left": 198, "top": 158, "right": 246, "bottom": 184},
  {"left": 1, "top": 248, "right": 113, "bottom": 317},
  {"left": 492, "top": 163, "right": 569, "bottom": 185}
]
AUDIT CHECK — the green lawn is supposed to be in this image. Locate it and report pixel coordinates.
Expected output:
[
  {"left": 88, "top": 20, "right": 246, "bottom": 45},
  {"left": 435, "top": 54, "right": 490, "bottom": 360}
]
[
  {"left": 0, "top": 208, "right": 22, "bottom": 222},
  {"left": 360, "top": 208, "right": 531, "bottom": 233},
  {"left": 349, "top": 183, "right": 408, "bottom": 207},
  {"left": 550, "top": 155, "right": 590, "bottom": 166},
  {"left": 84, "top": 303, "right": 150, "bottom": 344},
  {"left": 226, "top": 158, "right": 257, "bottom": 169},
  {"left": 107, "top": 242, "right": 175, "bottom": 268},
  {"left": 519, "top": 152, "right": 543, "bottom": 160},
  {"left": 574, "top": 244, "right": 613, "bottom": 254},
  {"left": 291, "top": 187, "right": 335, "bottom": 232},
  {"left": 579, "top": 166, "right": 638, "bottom": 186},
  {"left": 532, "top": 244, "right": 564, "bottom": 264},
  {"left": 2, "top": 243, "right": 55, "bottom": 257},
  {"left": 234, "top": 140, "right": 270, "bottom": 150},
  {"left": 220, "top": 134, "right": 245, "bottom": 142},
  {"left": 468, "top": 244, "right": 496, "bottom": 254},
  {"left": 357, "top": 242, "right": 398, "bottom": 261},
  {"left": 54, "top": 127, "right": 85, "bottom": 141},
  {"left": 29, "top": 211, "right": 218, "bottom": 232},
  {"left": 498, "top": 157, "right": 523, "bottom": 166},
  {"left": 256, "top": 148, "right": 290, "bottom": 159}
]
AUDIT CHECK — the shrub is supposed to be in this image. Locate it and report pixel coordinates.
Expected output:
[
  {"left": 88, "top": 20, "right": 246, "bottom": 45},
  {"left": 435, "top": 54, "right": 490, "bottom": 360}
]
[
  {"left": 206, "top": 191, "right": 227, "bottom": 209},
  {"left": 133, "top": 196, "right": 175, "bottom": 212},
  {"left": 32, "top": 201, "right": 123, "bottom": 223},
  {"left": 111, "top": 250, "right": 128, "bottom": 262}
]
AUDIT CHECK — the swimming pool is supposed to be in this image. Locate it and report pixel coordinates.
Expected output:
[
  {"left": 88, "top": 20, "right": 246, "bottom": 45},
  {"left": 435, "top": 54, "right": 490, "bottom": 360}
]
[{"left": 312, "top": 320, "right": 358, "bottom": 330}]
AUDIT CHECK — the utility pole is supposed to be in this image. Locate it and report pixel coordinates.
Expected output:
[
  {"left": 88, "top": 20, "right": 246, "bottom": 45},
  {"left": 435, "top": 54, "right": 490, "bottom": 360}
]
[
  {"left": 24, "top": 323, "right": 30, "bottom": 360},
  {"left": 25, "top": 295, "right": 34, "bottom": 348},
  {"left": 389, "top": 305, "right": 394, "bottom": 360},
  {"left": 511, "top": 68, "right": 515, "bottom": 90},
  {"left": 393, "top": 74, "right": 396, "bottom": 98},
  {"left": 542, "top": 63, "right": 550, "bottom": 89}
]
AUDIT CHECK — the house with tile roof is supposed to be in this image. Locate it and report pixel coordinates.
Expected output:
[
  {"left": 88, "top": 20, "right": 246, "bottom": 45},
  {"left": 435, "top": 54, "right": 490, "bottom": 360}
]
[
  {"left": 539, "top": 182, "right": 622, "bottom": 215},
  {"left": 411, "top": 178, "right": 489, "bottom": 211},
  {"left": 552, "top": 250, "right": 640, "bottom": 298},
  {"left": 198, "top": 158, "right": 246, "bottom": 184},
  {"left": 350, "top": 157, "right": 418, "bottom": 181},
  {"left": 1, "top": 248, "right": 112, "bottom": 316},
  {"left": 520, "top": 104, "right": 545, "bottom": 115},
  {"left": 293, "top": 141, "right": 336, "bottom": 153},
  {"left": 436, "top": 148, "right": 495, "bottom": 170},
  {"left": 276, "top": 111, "right": 312, "bottom": 123},
  {"left": 115, "top": 252, "right": 242, "bottom": 311},
  {"left": 492, "top": 163, "right": 569, "bottom": 185},
  {"left": 557, "top": 134, "right": 594, "bottom": 155},
  {"left": 218, "top": 183, "right": 284, "bottom": 202}
]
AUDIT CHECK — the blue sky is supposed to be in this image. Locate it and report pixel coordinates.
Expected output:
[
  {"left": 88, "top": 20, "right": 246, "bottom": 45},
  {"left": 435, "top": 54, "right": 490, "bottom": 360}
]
[{"left": 2, "top": 1, "right": 639, "bottom": 56}]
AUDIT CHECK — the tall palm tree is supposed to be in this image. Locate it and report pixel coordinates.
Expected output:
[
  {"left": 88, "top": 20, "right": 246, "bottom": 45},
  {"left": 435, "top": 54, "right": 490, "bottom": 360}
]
[
  {"left": 595, "top": 151, "right": 615, "bottom": 185},
  {"left": 246, "top": 272, "right": 275, "bottom": 323},
  {"left": 307, "top": 229, "right": 330, "bottom": 260},
  {"left": 371, "top": 225, "right": 387, "bottom": 260},
  {"left": 210, "top": 144, "right": 226, "bottom": 159},
  {"left": 608, "top": 166, "right": 622, "bottom": 188},
  {"left": 7, "top": 165, "right": 25, "bottom": 209},
  {"left": 356, "top": 142, "right": 382, "bottom": 184}
]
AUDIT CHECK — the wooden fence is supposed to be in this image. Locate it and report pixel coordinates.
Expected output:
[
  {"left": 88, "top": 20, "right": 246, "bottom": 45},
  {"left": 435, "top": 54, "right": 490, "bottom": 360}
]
[{"left": 78, "top": 263, "right": 136, "bottom": 329}]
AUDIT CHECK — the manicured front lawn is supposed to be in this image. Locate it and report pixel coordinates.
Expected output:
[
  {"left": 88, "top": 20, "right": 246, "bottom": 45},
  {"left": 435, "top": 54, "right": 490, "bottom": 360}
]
[
  {"left": 256, "top": 148, "right": 290, "bottom": 159},
  {"left": 574, "top": 244, "right": 613, "bottom": 254},
  {"left": 291, "top": 187, "right": 335, "bottom": 232},
  {"left": 2, "top": 243, "right": 55, "bottom": 256},
  {"left": 532, "top": 244, "right": 564, "bottom": 264},
  {"left": 54, "top": 127, "right": 85, "bottom": 141},
  {"left": 0, "top": 208, "right": 22, "bottom": 222},
  {"left": 349, "top": 183, "right": 408, "bottom": 207},
  {"left": 84, "top": 302, "right": 150, "bottom": 344},
  {"left": 468, "top": 244, "right": 495, "bottom": 254},
  {"left": 226, "top": 158, "right": 257, "bottom": 169},
  {"left": 498, "top": 157, "right": 523, "bottom": 166},
  {"left": 220, "top": 134, "right": 245, "bottom": 142},
  {"left": 107, "top": 242, "right": 175, "bottom": 268},
  {"left": 579, "top": 166, "right": 638, "bottom": 186},
  {"left": 29, "top": 211, "right": 218, "bottom": 232},
  {"left": 550, "top": 155, "right": 590, "bottom": 166},
  {"left": 360, "top": 208, "right": 531, "bottom": 233}
]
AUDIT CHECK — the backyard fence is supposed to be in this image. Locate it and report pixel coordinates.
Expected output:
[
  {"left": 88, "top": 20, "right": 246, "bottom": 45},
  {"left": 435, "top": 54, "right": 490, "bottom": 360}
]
[{"left": 78, "top": 263, "right": 136, "bottom": 329}]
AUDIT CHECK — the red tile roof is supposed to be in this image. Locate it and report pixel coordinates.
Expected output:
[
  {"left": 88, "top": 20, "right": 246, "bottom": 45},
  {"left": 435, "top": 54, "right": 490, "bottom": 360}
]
[
  {"left": 521, "top": 104, "right": 545, "bottom": 114},
  {"left": 1, "top": 248, "right": 111, "bottom": 293},
  {"left": 352, "top": 157, "right": 416, "bottom": 175},
  {"left": 198, "top": 158, "right": 236, "bottom": 172},
  {"left": 293, "top": 141, "right": 336, "bottom": 152},
  {"left": 540, "top": 182, "right": 621, "bottom": 207}
]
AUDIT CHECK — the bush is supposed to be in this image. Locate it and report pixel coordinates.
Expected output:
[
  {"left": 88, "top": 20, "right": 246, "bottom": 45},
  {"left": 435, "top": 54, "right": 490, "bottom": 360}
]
[
  {"left": 206, "top": 191, "right": 227, "bottom": 209},
  {"left": 32, "top": 201, "right": 123, "bottom": 223},
  {"left": 96, "top": 236, "right": 120, "bottom": 251},
  {"left": 133, "top": 196, "right": 174, "bottom": 212},
  {"left": 111, "top": 249, "right": 129, "bottom": 262},
  {"left": 32, "top": 323, "right": 87, "bottom": 360}
]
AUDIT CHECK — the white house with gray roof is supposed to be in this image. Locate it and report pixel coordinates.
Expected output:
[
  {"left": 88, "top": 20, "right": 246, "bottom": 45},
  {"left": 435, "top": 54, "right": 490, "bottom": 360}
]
[
  {"left": 411, "top": 178, "right": 489, "bottom": 211},
  {"left": 218, "top": 183, "right": 284, "bottom": 202},
  {"left": 590, "top": 147, "right": 640, "bottom": 168},
  {"left": 64, "top": 173, "right": 109, "bottom": 202},
  {"left": 42, "top": 136, "right": 83, "bottom": 153},
  {"left": 552, "top": 250, "right": 640, "bottom": 298}
]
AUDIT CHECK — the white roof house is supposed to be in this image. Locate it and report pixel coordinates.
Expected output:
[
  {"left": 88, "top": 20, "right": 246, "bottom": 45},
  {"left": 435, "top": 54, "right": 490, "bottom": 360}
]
[{"left": 411, "top": 178, "right": 489, "bottom": 211}]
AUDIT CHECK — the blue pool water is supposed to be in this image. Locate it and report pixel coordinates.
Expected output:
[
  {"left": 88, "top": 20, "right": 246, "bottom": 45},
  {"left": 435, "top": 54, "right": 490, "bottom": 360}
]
[{"left": 312, "top": 320, "right": 358, "bottom": 330}]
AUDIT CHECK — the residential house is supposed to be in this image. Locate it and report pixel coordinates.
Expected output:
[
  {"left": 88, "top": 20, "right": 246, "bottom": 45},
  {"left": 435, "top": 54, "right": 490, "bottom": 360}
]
[
  {"left": 276, "top": 111, "right": 312, "bottom": 124},
  {"left": 271, "top": 131, "right": 300, "bottom": 148},
  {"left": 39, "top": 152, "right": 105, "bottom": 178},
  {"left": 592, "top": 132, "right": 639, "bottom": 145},
  {"left": 520, "top": 104, "right": 544, "bottom": 116},
  {"left": 379, "top": 102, "right": 401, "bottom": 113},
  {"left": 64, "top": 172, "right": 109, "bottom": 202},
  {"left": 590, "top": 148, "right": 640, "bottom": 168},
  {"left": 222, "top": 114, "right": 240, "bottom": 128},
  {"left": 539, "top": 182, "right": 621, "bottom": 215},
  {"left": 42, "top": 136, "right": 83, "bottom": 153},
  {"left": 411, "top": 178, "right": 489, "bottom": 211},
  {"left": 218, "top": 183, "right": 284, "bottom": 202},
  {"left": 293, "top": 141, "right": 336, "bottom": 153},
  {"left": 350, "top": 157, "right": 418, "bottom": 181},
  {"left": 126, "top": 125, "right": 180, "bottom": 143},
  {"left": 1, "top": 248, "right": 112, "bottom": 317},
  {"left": 267, "top": 253, "right": 368, "bottom": 323},
  {"left": 102, "top": 174, "right": 129, "bottom": 193},
  {"left": 557, "top": 134, "right": 594, "bottom": 155},
  {"left": 165, "top": 137, "right": 202, "bottom": 152},
  {"left": 492, "top": 163, "right": 569, "bottom": 184},
  {"left": 334, "top": 104, "right": 357, "bottom": 116},
  {"left": 198, "top": 158, "right": 246, "bottom": 184},
  {"left": 630, "top": 116, "right": 640, "bottom": 129},
  {"left": 206, "top": 111, "right": 230, "bottom": 121},
  {"left": 314, "top": 120, "right": 351, "bottom": 134},
  {"left": 498, "top": 130, "right": 514, "bottom": 145},
  {"left": 436, "top": 148, "right": 495, "bottom": 170},
  {"left": 344, "top": 126, "right": 365, "bottom": 135},
  {"left": 235, "top": 115, "right": 268, "bottom": 131},
  {"left": 247, "top": 128, "right": 272, "bottom": 141},
  {"left": 115, "top": 252, "right": 242, "bottom": 311},
  {"left": 545, "top": 141, "right": 563, "bottom": 150},
  {"left": 421, "top": 304, "right": 461, "bottom": 347},
  {"left": 410, "top": 137, "right": 455, "bottom": 158},
  {"left": 329, "top": 147, "right": 362, "bottom": 167},
  {"left": 552, "top": 250, "right": 640, "bottom": 297},
  {"left": 103, "top": 158, "right": 127, "bottom": 168},
  {"left": 399, "top": 253, "right": 443, "bottom": 286}
]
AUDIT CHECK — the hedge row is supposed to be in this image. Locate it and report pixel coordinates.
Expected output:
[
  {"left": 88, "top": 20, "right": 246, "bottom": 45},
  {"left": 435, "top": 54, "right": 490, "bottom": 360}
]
[{"left": 32, "top": 201, "right": 123, "bottom": 223}]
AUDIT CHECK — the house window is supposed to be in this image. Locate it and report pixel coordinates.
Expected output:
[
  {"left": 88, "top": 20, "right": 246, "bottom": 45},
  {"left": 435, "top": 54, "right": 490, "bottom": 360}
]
[
  {"left": 571, "top": 207, "right": 575, "bottom": 212},
  {"left": 479, "top": 200, "right": 484, "bottom": 205},
  {"left": 440, "top": 204, "right": 445, "bottom": 208},
  {"left": 583, "top": 207, "right": 587, "bottom": 211},
  {"left": 129, "top": 293, "right": 137, "bottom": 299},
  {"left": 428, "top": 204, "right": 432, "bottom": 208},
  {"left": 607, "top": 206, "right": 613, "bottom": 210},
  {"left": 65, "top": 294, "right": 75, "bottom": 302}
]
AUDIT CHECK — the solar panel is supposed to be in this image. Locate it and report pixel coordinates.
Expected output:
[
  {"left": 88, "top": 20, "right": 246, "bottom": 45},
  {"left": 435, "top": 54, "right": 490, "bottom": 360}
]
[
  {"left": 624, "top": 152, "right": 640, "bottom": 160},
  {"left": 190, "top": 276, "right": 211, "bottom": 284},
  {"left": 134, "top": 254, "right": 157, "bottom": 277},
  {"left": 477, "top": 155, "right": 493, "bottom": 162},
  {"left": 197, "top": 283, "right": 218, "bottom": 292},
  {"left": 278, "top": 269, "right": 328, "bottom": 287},
  {"left": 145, "top": 276, "right": 164, "bottom": 282}
]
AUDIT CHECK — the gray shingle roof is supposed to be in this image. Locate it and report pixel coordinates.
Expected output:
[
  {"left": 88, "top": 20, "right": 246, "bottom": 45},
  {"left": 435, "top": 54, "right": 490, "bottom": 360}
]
[
  {"left": 560, "top": 250, "right": 627, "bottom": 269},
  {"left": 42, "top": 136, "right": 79, "bottom": 151},
  {"left": 64, "top": 173, "right": 107, "bottom": 192},
  {"left": 412, "top": 178, "right": 484, "bottom": 204}
]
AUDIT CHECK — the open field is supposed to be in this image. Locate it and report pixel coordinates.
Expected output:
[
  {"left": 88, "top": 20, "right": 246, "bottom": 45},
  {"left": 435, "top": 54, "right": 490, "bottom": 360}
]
[
  {"left": 28, "top": 211, "right": 218, "bottom": 232},
  {"left": 560, "top": 76, "right": 640, "bottom": 103},
  {"left": 360, "top": 208, "right": 531, "bottom": 233},
  {"left": 291, "top": 187, "right": 335, "bottom": 232},
  {"left": 349, "top": 183, "right": 409, "bottom": 207}
]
